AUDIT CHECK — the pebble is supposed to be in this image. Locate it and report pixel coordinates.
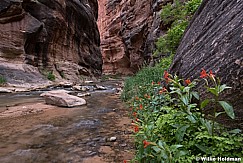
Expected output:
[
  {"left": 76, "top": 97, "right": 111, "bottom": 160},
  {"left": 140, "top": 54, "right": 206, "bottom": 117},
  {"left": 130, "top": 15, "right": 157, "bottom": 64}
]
[
  {"left": 84, "top": 81, "right": 94, "bottom": 84},
  {"left": 77, "top": 93, "right": 91, "bottom": 97},
  {"left": 95, "top": 85, "right": 107, "bottom": 90},
  {"left": 92, "top": 137, "right": 100, "bottom": 141},
  {"left": 109, "top": 137, "right": 117, "bottom": 142},
  {"left": 120, "top": 143, "right": 127, "bottom": 147}
]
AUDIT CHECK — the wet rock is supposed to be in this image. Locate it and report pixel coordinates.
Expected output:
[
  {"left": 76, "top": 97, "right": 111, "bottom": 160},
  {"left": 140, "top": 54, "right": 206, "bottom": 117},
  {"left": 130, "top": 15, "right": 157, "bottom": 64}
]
[
  {"left": 14, "top": 88, "right": 30, "bottom": 92},
  {"left": 115, "top": 87, "right": 123, "bottom": 95},
  {"left": 86, "top": 150, "right": 97, "bottom": 156},
  {"left": 72, "top": 85, "right": 82, "bottom": 91},
  {"left": 84, "top": 81, "right": 94, "bottom": 84},
  {"left": 40, "top": 90, "right": 86, "bottom": 107},
  {"left": 95, "top": 84, "right": 107, "bottom": 90},
  {"left": 80, "top": 86, "right": 91, "bottom": 91},
  {"left": 0, "top": 87, "right": 13, "bottom": 93},
  {"left": 62, "top": 83, "right": 73, "bottom": 88},
  {"left": 120, "top": 143, "right": 127, "bottom": 147},
  {"left": 77, "top": 93, "right": 91, "bottom": 97},
  {"left": 92, "top": 137, "right": 101, "bottom": 141},
  {"left": 86, "top": 141, "right": 97, "bottom": 147},
  {"left": 109, "top": 137, "right": 117, "bottom": 142}
]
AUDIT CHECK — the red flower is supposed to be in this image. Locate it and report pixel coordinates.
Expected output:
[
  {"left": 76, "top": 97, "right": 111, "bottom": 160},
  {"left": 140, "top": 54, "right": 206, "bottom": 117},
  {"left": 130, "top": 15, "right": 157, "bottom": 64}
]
[
  {"left": 135, "top": 96, "right": 139, "bottom": 101},
  {"left": 200, "top": 68, "right": 208, "bottom": 78},
  {"left": 144, "top": 94, "right": 151, "bottom": 99},
  {"left": 134, "top": 125, "right": 139, "bottom": 132},
  {"left": 139, "top": 104, "right": 143, "bottom": 110},
  {"left": 164, "top": 71, "right": 171, "bottom": 83},
  {"left": 159, "top": 87, "right": 167, "bottom": 94},
  {"left": 209, "top": 70, "right": 215, "bottom": 78},
  {"left": 152, "top": 81, "right": 155, "bottom": 85},
  {"left": 143, "top": 140, "right": 150, "bottom": 148},
  {"left": 123, "top": 160, "right": 127, "bottom": 163},
  {"left": 185, "top": 79, "right": 191, "bottom": 85},
  {"left": 132, "top": 112, "right": 137, "bottom": 117},
  {"left": 157, "top": 81, "right": 161, "bottom": 85},
  {"left": 164, "top": 70, "right": 169, "bottom": 79}
]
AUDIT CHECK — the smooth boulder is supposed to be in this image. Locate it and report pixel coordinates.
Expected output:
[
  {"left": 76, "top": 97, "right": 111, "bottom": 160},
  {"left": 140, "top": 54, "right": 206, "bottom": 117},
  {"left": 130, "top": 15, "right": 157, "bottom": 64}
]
[{"left": 40, "top": 90, "right": 86, "bottom": 107}]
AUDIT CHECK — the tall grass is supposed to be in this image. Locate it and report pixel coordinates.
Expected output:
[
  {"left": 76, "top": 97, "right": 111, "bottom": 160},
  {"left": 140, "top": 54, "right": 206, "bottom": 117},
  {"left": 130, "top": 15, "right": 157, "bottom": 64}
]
[{"left": 122, "top": 56, "right": 172, "bottom": 101}]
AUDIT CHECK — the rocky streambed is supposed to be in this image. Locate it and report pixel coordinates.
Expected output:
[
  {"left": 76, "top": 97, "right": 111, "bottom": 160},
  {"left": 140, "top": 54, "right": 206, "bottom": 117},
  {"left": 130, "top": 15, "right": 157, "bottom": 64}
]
[{"left": 0, "top": 80, "right": 134, "bottom": 163}]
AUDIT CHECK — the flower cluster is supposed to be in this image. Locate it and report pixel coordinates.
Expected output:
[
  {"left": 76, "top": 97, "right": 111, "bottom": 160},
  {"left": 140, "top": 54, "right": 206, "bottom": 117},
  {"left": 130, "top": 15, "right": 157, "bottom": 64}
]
[
  {"left": 143, "top": 140, "right": 151, "bottom": 148},
  {"left": 164, "top": 71, "right": 171, "bottom": 83},
  {"left": 125, "top": 67, "right": 241, "bottom": 163},
  {"left": 200, "top": 68, "right": 215, "bottom": 78}
]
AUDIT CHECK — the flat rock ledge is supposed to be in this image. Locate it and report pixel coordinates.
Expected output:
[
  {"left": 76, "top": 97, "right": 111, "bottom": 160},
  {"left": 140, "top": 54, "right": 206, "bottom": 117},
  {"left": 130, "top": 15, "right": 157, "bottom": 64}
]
[{"left": 40, "top": 90, "right": 86, "bottom": 108}]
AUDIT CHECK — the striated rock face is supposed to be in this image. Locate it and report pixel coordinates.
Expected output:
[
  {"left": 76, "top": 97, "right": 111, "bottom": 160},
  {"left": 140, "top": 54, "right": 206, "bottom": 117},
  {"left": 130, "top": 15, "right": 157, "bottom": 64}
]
[
  {"left": 98, "top": 0, "right": 170, "bottom": 74},
  {"left": 0, "top": 0, "right": 102, "bottom": 85},
  {"left": 170, "top": 0, "right": 243, "bottom": 128}
]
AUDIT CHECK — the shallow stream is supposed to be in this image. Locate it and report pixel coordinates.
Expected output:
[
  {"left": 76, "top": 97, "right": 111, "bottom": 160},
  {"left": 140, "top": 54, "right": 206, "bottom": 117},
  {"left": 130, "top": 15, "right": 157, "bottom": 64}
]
[{"left": 0, "top": 80, "right": 134, "bottom": 163}]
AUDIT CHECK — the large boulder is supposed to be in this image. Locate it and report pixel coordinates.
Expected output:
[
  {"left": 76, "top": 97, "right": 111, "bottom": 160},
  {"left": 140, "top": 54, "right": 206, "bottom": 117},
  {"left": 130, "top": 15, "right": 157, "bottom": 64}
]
[
  {"left": 40, "top": 90, "right": 86, "bottom": 107},
  {"left": 170, "top": 0, "right": 243, "bottom": 128},
  {"left": 0, "top": 0, "right": 102, "bottom": 84}
]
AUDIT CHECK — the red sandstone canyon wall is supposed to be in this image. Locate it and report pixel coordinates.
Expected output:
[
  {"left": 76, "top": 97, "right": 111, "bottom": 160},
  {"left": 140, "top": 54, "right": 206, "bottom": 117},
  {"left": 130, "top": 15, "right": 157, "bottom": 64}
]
[
  {"left": 0, "top": 0, "right": 102, "bottom": 85},
  {"left": 98, "top": 0, "right": 170, "bottom": 75}
]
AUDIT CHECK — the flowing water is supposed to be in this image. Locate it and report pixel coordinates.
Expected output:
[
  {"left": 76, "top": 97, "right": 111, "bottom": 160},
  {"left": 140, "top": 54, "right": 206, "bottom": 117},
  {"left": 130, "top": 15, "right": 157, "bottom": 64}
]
[{"left": 0, "top": 80, "right": 134, "bottom": 163}]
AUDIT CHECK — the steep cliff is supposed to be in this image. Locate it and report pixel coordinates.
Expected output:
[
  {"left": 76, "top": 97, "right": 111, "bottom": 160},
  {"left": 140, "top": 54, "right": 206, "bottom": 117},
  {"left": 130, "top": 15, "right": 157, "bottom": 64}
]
[
  {"left": 170, "top": 0, "right": 243, "bottom": 128},
  {"left": 98, "top": 0, "right": 169, "bottom": 74},
  {"left": 0, "top": 0, "right": 102, "bottom": 86}
]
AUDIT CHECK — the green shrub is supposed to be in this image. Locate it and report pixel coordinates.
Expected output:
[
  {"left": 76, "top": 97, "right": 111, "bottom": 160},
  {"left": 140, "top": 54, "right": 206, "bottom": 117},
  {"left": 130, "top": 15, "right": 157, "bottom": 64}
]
[
  {"left": 154, "top": 0, "right": 202, "bottom": 57},
  {"left": 185, "top": 0, "right": 202, "bottom": 14},
  {"left": 121, "top": 57, "right": 172, "bottom": 101},
  {"left": 47, "top": 72, "right": 55, "bottom": 81},
  {"left": 0, "top": 75, "right": 7, "bottom": 85},
  {"left": 154, "top": 21, "right": 188, "bottom": 55},
  {"left": 160, "top": 0, "right": 186, "bottom": 26}
]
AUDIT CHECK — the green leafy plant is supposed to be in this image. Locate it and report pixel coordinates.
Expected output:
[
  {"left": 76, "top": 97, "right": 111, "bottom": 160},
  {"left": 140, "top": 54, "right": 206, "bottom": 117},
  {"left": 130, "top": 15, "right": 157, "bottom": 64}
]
[
  {"left": 121, "top": 57, "right": 171, "bottom": 101},
  {"left": 154, "top": 0, "right": 202, "bottom": 56},
  {"left": 0, "top": 75, "right": 7, "bottom": 85},
  {"left": 125, "top": 69, "right": 242, "bottom": 162},
  {"left": 185, "top": 0, "right": 202, "bottom": 14},
  {"left": 160, "top": 0, "right": 186, "bottom": 26},
  {"left": 199, "top": 69, "right": 235, "bottom": 136},
  {"left": 47, "top": 71, "right": 55, "bottom": 81}
]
